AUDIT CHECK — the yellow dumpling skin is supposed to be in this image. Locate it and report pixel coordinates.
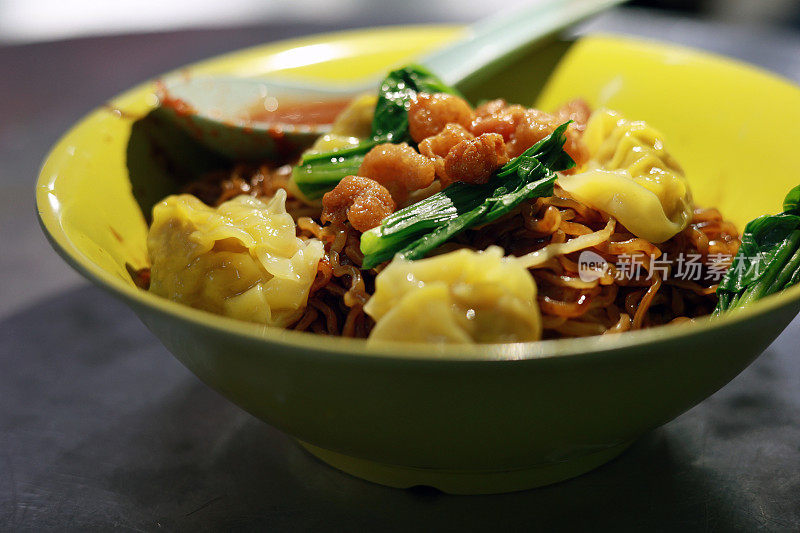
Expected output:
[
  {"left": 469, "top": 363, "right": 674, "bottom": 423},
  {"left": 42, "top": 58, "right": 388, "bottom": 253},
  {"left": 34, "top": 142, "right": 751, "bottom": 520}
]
[
  {"left": 558, "top": 109, "right": 693, "bottom": 242},
  {"left": 365, "top": 247, "right": 542, "bottom": 344},
  {"left": 147, "top": 191, "right": 324, "bottom": 327},
  {"left": 305, "top": 93, "right": 377, "bottom": 154}
]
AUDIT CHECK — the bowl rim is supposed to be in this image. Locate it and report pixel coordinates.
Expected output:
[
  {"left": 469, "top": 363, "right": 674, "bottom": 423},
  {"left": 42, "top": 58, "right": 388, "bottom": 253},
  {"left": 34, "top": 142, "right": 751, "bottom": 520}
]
[{"left": 36, "top": 24, "right": 800, "bottom": 363}]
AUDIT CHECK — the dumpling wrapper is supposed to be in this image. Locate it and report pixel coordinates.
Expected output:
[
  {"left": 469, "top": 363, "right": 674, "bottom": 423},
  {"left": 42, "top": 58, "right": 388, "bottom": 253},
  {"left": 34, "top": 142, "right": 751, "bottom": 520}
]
[
  {"left": 305, "top": 93, "right": 377, "bottom": 154},
  {"left": 147, "top": 190, "right": 324, "bottom": 327},
  {"left": 365, "top": 247, "right": 542, "bottom": 344},
  {"left": 558, "top": 109, "right": 693, "bottom": 243}
]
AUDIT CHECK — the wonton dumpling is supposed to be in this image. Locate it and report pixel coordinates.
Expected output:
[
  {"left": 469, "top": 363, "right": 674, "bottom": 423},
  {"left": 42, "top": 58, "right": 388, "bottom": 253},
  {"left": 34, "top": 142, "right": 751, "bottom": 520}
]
[
  {"left": 365, "top": 247, "right": 542, "bottom": 344},
  {"left": 305, "top": 93, "right": 377, "bottom": 154},
  {"left": 147, "top": 191, "right": 324, "bottom": 327},
  {"left": 558, "top": 109, "right": 693, "bottom": 242}
]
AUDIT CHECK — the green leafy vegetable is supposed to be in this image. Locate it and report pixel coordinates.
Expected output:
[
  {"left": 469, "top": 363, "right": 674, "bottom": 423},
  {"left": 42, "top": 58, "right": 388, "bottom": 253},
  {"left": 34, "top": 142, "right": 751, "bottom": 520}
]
[
  {"left": 370, "top": 64, "right": 463, "bottom": 141},
  {"left": 360, "top": 122, "right": 575, "bottom": 269},
  {"left": 292, "top": 64, "right": 460, "bottom": 199},
  {"left": 291, "top": 140, "right": 376, "bottom": 200},
  {"left": 291, "top": 152, "right": 368, "bottom": 200},
  {"left": 783, "top": 183, "right": 800, "bottom": 213},
  {"left": 714, "top": 183, "right": 800, "bottom": 313}
]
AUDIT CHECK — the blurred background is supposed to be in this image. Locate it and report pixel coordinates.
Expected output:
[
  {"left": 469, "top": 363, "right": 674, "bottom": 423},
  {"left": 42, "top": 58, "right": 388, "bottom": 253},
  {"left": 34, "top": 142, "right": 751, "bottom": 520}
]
[{"left": 1, "top": 0, "right": 799, "bottom": 44}]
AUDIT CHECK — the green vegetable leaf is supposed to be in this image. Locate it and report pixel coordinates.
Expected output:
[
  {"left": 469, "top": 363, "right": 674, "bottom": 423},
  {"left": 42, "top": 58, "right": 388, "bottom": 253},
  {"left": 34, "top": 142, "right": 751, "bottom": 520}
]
[
  {"left": 371, "top": 64, "right": 462, "bottom": 141},
  {"left": 291, "top": 153, "right": 366, "bottom": 199},
  {"left": 360, "top": 122, "right": 574, "bottom": 269},
  {"left": 395, "top": 166, "right": 558, "bottom": 265},
  {"left": 359, "top": 181, "right": 493, "bottom": 265},
  {"left": 715, "top": 184, "right": 800, "bottom": 314},
  {"left": 782, "top": 183, "right": 800, "bottom": 214}
]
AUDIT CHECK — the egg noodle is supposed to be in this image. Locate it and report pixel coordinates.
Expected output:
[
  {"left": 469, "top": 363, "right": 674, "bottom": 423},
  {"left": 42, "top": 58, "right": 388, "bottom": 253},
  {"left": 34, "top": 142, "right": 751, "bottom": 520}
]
[{"left": 178, "top": 160, "right": 740, "bottom": 339}]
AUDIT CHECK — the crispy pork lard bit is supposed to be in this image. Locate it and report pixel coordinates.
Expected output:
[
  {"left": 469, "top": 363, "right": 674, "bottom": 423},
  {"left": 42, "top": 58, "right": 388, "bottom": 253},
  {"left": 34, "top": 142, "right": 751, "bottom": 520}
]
[
  {"left": 147, "top": 191, "right": 324, "bottom": 327},
  {"left": 471, "top": 99, "right": 590, "bottom": 167},
  {"left": 444, "top": 133, "right": 509, "bottom": 185},
  {"left": 321, "top": 176, "right": 395, "bottom": 232},
  {"left": 471, "top": 100, "right": 526, "bottom": 140},
  {"left": 508, "top": 108, "right": 588, "bottom": 166},
  {"left": 365, "top": 247, "right": 542, "bottom": 343},
  {"left": 557, "top": 109, "right": 693, "bottom": 243},
  {"left": 408, "top": 92, "right": 474, "bottom": 143},
  {"left": 358, "top": 142, "right": 435, "bottom": 204},
  {"left": 554, "top": 98, "right": 592, "bottom": 133},
  {"left": 418, "top": 123, "right": 475, "bottom": 184}
]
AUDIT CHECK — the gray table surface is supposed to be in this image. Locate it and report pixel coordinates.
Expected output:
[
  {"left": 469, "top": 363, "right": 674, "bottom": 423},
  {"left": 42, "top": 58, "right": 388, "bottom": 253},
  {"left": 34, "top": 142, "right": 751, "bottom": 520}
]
[{"left": 2, "top": 8, "right": 799, "bottom": 531}]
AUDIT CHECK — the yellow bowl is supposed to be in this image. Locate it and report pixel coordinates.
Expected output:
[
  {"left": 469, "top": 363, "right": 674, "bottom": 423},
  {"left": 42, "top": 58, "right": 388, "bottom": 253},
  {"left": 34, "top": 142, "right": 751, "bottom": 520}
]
[{"left": 37, "top": 26, "right": 800, "bottom": 494}]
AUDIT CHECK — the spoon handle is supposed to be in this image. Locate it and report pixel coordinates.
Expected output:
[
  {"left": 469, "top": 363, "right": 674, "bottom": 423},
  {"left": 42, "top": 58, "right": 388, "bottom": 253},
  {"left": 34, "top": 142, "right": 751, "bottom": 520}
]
[{"left": 422, "top": 0, "right": 626, "bottom": 88}]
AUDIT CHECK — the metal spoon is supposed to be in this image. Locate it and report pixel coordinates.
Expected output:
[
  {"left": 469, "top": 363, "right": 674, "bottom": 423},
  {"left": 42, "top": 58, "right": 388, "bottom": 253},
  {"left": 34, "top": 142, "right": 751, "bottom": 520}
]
[{"left": 155, "top": 0, "right": 625, "bottom": 160}]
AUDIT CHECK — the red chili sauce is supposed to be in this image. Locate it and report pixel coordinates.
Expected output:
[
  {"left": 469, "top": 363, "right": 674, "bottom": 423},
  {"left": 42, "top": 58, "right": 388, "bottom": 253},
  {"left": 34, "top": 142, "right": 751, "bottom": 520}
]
[{"left": 247, "top": 98, "right": 352, "bottom": 126}]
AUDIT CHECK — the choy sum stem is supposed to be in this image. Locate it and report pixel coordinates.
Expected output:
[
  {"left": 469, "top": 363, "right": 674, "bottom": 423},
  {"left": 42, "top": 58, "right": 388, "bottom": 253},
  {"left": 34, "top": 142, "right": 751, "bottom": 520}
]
[
  {"left": 714, "top": 183, "right": 800, "bottom": 314},
  {"left": 735, "top": 229, "right": 800, "bottom": 308}
]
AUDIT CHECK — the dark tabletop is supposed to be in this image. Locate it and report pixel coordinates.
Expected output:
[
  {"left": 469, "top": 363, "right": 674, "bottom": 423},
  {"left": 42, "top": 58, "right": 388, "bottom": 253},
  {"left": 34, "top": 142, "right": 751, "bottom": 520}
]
[{"left": 2, "top": 8, "right": 799, "bottom": 532}]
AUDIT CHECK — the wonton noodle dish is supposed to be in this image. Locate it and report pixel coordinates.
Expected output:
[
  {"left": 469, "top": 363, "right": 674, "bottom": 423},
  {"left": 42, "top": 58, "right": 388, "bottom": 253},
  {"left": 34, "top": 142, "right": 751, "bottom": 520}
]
[{"left": 142, "top": 65, "right": 745, "bottom": 344}]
